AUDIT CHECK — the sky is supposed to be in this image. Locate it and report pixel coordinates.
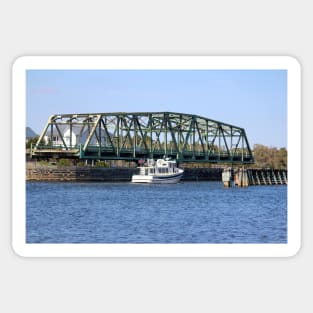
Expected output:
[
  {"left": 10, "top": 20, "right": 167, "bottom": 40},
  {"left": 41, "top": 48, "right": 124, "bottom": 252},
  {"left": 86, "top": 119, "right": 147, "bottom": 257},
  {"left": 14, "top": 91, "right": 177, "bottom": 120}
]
[{"left": 26, "top": 69, "right": 287, "bottom": 148}]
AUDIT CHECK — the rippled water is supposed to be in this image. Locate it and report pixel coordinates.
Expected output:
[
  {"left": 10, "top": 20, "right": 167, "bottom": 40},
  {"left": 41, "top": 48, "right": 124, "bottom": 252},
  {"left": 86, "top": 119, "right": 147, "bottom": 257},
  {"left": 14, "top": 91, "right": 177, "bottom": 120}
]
[{"left": 26, "top": 181, "right": 287, "bottom": 243}]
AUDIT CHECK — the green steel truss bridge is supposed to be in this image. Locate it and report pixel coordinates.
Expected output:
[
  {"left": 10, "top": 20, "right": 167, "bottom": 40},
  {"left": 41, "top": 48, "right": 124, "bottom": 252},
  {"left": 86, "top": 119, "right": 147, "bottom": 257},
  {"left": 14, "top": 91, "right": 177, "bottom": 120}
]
[{"left": 32, "top": 112, "right": 254, "bottom": 164}]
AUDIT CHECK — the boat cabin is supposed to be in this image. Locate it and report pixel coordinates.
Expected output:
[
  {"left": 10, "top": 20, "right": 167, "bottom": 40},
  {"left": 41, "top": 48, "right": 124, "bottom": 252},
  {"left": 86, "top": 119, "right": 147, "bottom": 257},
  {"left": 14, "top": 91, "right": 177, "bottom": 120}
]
[{"left": 139, "top": 158, "right": 179, "bottom": 176}]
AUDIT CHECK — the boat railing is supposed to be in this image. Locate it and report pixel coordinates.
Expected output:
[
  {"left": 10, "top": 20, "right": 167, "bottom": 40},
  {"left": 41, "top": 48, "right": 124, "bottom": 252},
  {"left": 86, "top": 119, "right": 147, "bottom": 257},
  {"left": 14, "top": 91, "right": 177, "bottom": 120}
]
[{"left": 147, "top": 159, "right": 155, "bottom": 166}]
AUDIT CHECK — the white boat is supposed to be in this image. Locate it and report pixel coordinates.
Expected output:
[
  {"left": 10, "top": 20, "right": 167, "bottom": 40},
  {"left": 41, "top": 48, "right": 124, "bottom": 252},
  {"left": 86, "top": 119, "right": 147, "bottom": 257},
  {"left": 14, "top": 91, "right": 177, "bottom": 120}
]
[{"left": 131, "top": 158, "right": 184, "bottom": 184}]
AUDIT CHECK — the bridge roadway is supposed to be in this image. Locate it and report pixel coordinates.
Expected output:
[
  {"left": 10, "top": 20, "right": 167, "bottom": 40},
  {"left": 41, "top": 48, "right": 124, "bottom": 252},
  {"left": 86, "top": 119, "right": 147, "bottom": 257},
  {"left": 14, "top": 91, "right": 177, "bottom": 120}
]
[{"left": 31, "top": 111, "right": 254, "bottom": 164}]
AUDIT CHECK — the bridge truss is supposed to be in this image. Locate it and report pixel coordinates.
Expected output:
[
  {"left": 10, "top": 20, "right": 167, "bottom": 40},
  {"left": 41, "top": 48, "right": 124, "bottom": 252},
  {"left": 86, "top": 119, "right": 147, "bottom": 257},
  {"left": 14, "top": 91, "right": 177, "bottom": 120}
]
[{"left": 32, "top": 112, "right": 254, "bottom": 164}]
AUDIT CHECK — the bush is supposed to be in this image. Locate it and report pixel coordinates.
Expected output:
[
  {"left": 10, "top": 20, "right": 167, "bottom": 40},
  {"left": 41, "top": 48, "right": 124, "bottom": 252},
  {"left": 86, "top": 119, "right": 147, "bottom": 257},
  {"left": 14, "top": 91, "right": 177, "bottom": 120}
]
[
  {"left": 95, "top": 160, "right": 109, "bottom": 167},
  {"left": 57, "top": 158, "right": 73, "bottom": 166},
  {"left": 38, "top": 160, "right": 50, "bottom": 166}
]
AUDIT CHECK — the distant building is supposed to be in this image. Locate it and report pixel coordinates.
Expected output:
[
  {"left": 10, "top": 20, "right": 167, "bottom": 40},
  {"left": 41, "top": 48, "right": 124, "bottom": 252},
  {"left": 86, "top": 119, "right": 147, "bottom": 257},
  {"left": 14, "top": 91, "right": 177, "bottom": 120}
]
[{"left": 43, "top": 125, "right": 110, "bottom": 148}]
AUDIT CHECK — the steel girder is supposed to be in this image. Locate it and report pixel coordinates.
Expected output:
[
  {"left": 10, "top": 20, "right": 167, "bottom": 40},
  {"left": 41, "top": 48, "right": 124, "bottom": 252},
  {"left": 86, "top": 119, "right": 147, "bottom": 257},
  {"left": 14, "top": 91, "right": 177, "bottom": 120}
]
[{"left": 32, "top": 112, "right": 254, "bottom": 164}]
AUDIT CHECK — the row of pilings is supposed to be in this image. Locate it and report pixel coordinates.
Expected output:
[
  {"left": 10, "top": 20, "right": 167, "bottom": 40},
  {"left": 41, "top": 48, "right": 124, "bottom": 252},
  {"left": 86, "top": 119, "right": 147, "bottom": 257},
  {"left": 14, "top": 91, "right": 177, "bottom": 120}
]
[{"left": 222, "top": 167, "right": 288, "bottom": 187}]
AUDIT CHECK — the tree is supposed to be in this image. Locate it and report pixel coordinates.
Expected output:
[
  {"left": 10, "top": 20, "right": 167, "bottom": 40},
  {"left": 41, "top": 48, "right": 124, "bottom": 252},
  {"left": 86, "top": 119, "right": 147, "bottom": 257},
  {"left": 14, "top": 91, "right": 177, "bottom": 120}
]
[
  {"left": 26, "top": 136, "right": 39, "bottom": 149},
  {"left": 253, "top": 144, "right": 287, "bottom": 169}
]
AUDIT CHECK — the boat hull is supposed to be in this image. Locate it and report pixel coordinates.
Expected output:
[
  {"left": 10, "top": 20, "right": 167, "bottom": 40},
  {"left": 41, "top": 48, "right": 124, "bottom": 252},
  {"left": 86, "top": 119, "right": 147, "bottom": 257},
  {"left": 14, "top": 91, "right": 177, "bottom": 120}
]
[{"left": 131, "top": 170, "right": 184, "bottom": 184}]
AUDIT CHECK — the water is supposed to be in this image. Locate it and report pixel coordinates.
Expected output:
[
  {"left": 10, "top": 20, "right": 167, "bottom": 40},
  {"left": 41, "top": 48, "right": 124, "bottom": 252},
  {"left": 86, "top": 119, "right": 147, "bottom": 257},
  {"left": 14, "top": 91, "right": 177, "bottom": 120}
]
[{"left": 26, "top": 181, "right": 287, "bottom": 244}]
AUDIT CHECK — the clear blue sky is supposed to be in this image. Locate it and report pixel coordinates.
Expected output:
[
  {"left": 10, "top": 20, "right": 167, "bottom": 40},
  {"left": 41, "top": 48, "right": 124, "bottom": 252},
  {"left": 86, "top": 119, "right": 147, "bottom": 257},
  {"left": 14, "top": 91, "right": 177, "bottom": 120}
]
[{"left": 26, "top": 69, "right": 287, "bottom": 148}]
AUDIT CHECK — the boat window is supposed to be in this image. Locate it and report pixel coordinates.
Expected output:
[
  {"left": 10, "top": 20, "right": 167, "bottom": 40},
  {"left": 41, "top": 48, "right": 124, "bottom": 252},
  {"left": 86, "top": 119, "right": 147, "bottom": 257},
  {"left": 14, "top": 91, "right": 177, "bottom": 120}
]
[{"left": 145, "top": 169, "right": 148, "bottom": 175}]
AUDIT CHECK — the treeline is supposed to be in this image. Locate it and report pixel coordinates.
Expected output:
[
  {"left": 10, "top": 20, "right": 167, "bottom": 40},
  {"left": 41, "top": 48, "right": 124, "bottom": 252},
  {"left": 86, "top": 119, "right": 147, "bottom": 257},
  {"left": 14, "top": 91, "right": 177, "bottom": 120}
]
[
  {"left": 253, "top": 144, "right": 287, "bottom": 169},
  {"left": 26, "top": 137, "right": 39, "bottom": 149}
]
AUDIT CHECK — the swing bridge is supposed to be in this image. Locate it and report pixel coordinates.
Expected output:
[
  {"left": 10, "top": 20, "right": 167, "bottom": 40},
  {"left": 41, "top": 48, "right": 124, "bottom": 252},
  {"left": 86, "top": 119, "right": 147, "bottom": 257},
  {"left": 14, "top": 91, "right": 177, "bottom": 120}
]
[{"left": 31, "top": 112, "right": 254, "bottom": 164}]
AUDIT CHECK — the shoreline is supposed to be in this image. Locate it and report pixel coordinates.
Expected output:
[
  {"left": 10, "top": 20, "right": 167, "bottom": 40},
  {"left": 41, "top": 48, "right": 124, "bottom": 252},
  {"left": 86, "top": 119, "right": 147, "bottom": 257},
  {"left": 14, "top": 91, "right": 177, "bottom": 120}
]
[{"left": 26, "top": 163, "right": 223, "bottom": 182}]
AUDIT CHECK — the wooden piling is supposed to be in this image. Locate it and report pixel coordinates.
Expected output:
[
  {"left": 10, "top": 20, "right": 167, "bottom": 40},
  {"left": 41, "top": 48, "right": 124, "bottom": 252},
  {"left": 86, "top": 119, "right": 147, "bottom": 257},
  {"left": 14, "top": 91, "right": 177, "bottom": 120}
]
[{"left": 230, "top": 168, "right": 288, "bottom": 187}]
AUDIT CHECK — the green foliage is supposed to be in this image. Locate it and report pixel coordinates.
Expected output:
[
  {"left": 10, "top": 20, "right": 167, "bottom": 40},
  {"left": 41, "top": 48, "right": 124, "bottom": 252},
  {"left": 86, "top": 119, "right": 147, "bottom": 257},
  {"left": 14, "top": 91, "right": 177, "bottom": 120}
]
[
  {"left": 253, "top": 144, "right": 287, "bottom": 169},
  {"left": 38, "top": 160, "right": 50, "bottom": 166},
  {"left": 95, "top": 160, "right": 109, "bottom": 167},
  {"left": 26, "top": 136, "right": 39, "bottom": 149},
  {"left": 57, "top": 158, "right": 73, "bottom": 166}
]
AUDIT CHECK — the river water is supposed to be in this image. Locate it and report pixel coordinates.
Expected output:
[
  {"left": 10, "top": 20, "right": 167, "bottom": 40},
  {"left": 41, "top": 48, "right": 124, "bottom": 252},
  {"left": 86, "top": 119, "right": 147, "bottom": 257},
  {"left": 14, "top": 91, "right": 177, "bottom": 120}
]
[{"left": 26, "top": 181, "right": 287, "bottom": 244}]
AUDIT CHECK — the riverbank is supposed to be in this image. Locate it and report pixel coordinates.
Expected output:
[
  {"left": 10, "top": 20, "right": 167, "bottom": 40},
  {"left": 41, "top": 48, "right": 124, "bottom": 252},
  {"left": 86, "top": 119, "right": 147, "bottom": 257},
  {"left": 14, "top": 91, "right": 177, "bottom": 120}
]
[{"left": 26, "top": 162, "right": 223, "bottom": 181}]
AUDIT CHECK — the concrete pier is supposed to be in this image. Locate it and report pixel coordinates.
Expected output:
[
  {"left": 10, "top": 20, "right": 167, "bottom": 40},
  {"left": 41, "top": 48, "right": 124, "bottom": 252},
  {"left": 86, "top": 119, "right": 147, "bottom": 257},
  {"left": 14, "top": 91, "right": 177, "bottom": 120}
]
[
  {"left": 222, "top": 167, "right": 233, "bottom": 187},
  {"left": 234, "top": 168, "right": 249, "bottom": 187}
]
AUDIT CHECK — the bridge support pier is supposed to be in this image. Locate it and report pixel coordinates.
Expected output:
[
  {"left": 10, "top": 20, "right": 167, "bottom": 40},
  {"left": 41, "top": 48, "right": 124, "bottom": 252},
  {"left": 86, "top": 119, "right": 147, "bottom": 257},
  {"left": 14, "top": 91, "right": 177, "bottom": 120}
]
[
  {"left": 222, "top": 167, "right": 233, "bottom": 187},
  {"left": 222, "top": 167, "right": 249, "bottom": 187},
  {"left": 234, "top": 168, "right": 249, "bottom": 187}
]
